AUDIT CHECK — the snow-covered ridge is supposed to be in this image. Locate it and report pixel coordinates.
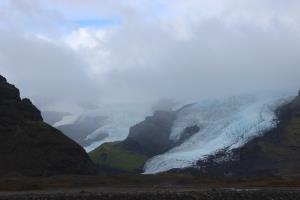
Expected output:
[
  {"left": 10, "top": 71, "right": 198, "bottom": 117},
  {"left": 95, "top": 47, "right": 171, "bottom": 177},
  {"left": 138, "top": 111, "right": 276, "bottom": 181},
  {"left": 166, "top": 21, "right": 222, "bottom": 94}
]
[{"left": 144, "top": 93, "right": 291, "bottom": 174}]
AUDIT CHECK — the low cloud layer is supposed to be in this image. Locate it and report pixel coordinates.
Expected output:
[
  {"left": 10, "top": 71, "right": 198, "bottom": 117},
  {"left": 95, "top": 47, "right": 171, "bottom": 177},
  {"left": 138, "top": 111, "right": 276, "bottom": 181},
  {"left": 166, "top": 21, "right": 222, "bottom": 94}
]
[{"left": 1, "top": 0, "right": 300, "bottom": 112}]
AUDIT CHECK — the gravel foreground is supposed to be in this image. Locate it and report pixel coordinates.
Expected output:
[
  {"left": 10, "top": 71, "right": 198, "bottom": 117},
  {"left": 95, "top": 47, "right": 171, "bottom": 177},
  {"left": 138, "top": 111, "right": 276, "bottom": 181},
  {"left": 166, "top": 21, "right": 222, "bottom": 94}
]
[{"left": 1, "top": 188, "right": 300, "bottom": 200}]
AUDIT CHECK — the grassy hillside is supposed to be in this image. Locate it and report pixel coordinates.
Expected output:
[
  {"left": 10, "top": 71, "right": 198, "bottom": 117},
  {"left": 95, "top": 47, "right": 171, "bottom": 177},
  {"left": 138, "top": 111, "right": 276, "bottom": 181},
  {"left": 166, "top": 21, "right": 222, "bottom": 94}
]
[{"left": 89, "top": 142, "right": 148, "bottom": 173}]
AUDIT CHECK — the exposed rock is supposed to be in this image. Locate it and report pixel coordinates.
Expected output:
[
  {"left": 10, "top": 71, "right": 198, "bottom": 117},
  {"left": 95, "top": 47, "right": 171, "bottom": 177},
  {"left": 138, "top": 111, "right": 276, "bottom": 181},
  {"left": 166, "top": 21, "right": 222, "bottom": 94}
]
[
  {"left": 0, "top": 76, "right": 20, "bottom": 102},
  {"left": 176, "top": 125, "right": 200, "bottom": 146},
  {"left": 0, "top": 74, "right": 96, "bottom": 176},
  {"left": 0, "top": 75, "right": 6, "bottom": 82},
  {"left": 125, "top": 110, "right": 177, "bottom": 156}
]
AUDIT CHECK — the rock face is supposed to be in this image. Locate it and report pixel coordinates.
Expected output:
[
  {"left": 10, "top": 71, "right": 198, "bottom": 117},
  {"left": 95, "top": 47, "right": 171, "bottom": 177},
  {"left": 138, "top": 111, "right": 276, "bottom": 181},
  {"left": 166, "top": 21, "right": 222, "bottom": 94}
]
[
  {"left": 0, "top": 75, "right": 96, "bottom": 176},
  {"left": 187, "top": 92, "right": 300, "bottom": 177},
  {"left": 123, "top": 110, "right": 200, "bottom": 157},
  {"left": 124, "top": 111, "right": 177, "bottom": 156}
]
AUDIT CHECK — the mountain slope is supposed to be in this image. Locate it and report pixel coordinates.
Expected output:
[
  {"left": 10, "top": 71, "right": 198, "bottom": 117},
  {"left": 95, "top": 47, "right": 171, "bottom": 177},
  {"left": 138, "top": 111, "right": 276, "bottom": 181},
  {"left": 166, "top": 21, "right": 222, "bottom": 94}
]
[
  {"left": 89, "top": 111, "right": 179, "bottom": 173},
  {"left": 56, "top": 115, "right": 107, "bottom": 147},
  {"left": 89, "top": 142, "right": 148, "bottom": 173},
  {"left": 42, "top": 104, "right": 151, "bottom": 152},
  {"left": 0, "top": 75, "right": 96, "bottom": 176},
  {"left": 192, "top": 91, "right": 300, "bottom": 177},
  {"left": 144, "top": 94, "right": 289, "bottom": 174},
  {"left": 90, "top": 92, "right": 291, "bottom": 175}
]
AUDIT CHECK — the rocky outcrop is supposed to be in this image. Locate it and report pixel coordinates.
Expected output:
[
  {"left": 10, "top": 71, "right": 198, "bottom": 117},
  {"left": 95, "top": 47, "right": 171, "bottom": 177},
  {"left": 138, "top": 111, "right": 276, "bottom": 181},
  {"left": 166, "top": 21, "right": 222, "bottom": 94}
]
[
  {"left": 124, "top": 111, "right": 177, "bottom": 156},
  {"left": 123, "top": 110, "right": 201, "bottom": 157},
  {"left": 0, "top": 75, "right": 96, "bottom": 176}
]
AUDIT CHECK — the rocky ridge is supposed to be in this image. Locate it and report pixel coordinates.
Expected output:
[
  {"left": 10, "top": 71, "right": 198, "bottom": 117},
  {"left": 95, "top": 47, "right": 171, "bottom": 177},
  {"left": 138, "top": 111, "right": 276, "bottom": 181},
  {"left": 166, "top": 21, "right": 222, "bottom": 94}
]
[{"left": 0, "top": 74, "right": 96, "bottom": 176}]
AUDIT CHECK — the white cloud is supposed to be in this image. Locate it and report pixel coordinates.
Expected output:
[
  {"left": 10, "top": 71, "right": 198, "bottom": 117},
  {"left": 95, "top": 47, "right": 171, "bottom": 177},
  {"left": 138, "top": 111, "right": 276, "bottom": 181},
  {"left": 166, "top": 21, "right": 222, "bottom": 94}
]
[
  {"left": 64, "top": 28, "right": 111, "bottom": 74},
  {"left": 65, "top": 28, "right": 107, "bottom": 50},
  {"left": 0, "top": 0, "right": 300, "bottom": 111}
]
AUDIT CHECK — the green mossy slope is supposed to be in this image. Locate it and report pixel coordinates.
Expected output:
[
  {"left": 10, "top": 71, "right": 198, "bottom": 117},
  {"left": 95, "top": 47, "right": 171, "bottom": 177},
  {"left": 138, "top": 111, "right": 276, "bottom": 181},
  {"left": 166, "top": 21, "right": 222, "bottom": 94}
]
[{"left": 89, "top": 142, "right": 148, "bottom": 173}]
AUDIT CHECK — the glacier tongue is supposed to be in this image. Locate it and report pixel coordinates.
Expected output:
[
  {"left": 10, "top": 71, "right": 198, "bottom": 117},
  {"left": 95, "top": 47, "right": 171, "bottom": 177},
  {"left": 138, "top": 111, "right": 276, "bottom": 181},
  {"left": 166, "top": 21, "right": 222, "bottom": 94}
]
[
  {"left": 144, "top": 93, "right": 291, "bottom": 174},
  {"left": 84, "top": 104, "right": 151, "bottom": 152}
]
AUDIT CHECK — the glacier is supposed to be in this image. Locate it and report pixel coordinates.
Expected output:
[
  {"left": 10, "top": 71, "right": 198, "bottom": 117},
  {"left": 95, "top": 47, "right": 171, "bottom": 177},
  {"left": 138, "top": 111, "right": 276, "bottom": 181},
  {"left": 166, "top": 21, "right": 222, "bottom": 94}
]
[
  {"left": 50, "top": 103, "right": 151, "bottom": 152},
  {"left": 84, "top": 104, "right": 150, "bottom": 152},
  {"left": 144, "top": 93, "right": 292, "bottom": 174}
]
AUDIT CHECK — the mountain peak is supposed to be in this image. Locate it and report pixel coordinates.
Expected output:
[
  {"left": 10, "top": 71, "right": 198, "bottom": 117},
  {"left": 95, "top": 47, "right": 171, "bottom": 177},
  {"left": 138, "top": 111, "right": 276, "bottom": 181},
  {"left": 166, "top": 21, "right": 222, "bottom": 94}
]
[
  {"left": 0, "top": 76, "right": 20, "bottom": 102},
  {"left": 0, "top": 75, "right": 6, "bottom": 83},
  {"left": 0, "top": 74, "right": 96, "bottom": 176}
]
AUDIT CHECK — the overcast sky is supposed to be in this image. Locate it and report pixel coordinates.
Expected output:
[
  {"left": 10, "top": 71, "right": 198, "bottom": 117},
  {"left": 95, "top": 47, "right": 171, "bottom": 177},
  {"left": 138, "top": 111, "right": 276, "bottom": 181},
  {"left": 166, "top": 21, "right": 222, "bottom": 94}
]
[{"left": 0, "top": 0, "right": 300, "bottom": 112}]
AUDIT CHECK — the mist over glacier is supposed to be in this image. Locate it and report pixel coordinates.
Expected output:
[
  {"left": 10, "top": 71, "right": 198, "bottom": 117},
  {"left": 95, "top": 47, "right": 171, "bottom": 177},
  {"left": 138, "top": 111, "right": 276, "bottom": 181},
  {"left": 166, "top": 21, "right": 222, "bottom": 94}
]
[
  {"left": 45, "top": 102, "right": 152, "bottom": 152},
  {"left": 47, "top": 90, "right": 294, "bottom": 174}
]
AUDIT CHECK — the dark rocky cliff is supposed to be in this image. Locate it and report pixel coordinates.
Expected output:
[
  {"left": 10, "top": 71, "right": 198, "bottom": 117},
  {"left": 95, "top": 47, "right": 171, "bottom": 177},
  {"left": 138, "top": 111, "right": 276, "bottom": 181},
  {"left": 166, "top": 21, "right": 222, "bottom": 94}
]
[
  {"left": 123, "top": 110, "right": 177, "bottom": 157},
  {"left": 0, "top": 75, "right": 96, "bottom": 176}
]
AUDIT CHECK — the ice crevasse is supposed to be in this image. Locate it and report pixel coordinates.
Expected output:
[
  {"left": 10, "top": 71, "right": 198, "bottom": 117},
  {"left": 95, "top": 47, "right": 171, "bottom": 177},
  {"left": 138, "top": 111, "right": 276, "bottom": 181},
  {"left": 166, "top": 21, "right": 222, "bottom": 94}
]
[{"left": 144, "top": 93, "right": 292, "bottom": 174}]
